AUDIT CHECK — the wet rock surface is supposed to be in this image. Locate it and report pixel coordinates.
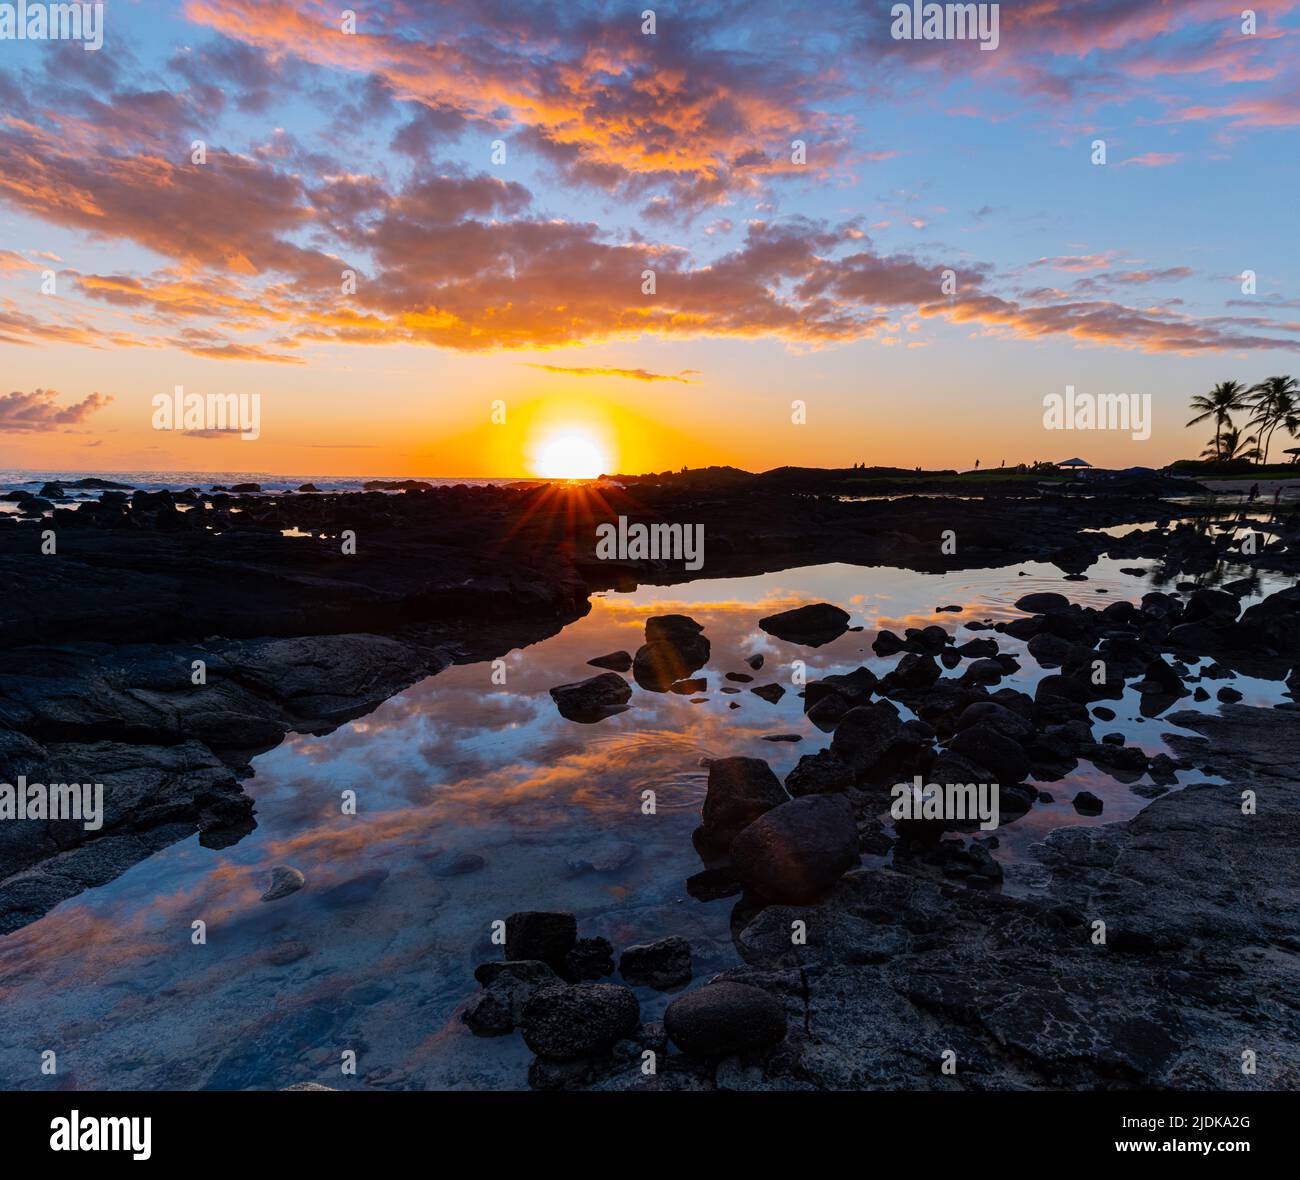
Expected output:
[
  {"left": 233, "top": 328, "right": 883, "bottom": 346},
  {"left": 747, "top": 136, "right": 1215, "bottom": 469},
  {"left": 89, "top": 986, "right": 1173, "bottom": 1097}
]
[{"left": 3, "top": 473, "right": 1299, "bottom": 1092}]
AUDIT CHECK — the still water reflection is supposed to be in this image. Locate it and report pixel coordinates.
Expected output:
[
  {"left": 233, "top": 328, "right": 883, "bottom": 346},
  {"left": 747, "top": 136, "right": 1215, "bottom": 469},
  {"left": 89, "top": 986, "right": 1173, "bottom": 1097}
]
[{"left": 0, "top": 558, "right": 1292, "bottom": 1090}]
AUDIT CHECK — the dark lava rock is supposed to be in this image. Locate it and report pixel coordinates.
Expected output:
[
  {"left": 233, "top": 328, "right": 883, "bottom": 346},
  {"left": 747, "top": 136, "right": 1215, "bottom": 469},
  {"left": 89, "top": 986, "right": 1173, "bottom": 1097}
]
[
  {"left": 632, "top": 616, "right": 711, "bottom": 690},
  {"left": 663, "top": 982, "right": 787, "bottom": 1058},
  {"left": 872, "top": 629, "right": 906, "bottom": 656},
  {"left": 465, "top": 960, "right": 560, "bottom": 1036},
  {"left": 751, "top": 683, "right": 785, "bottom": 704},
  {"left": 785, "top": 749, "right": 854, "bottom": 796},
  {"left": 1036, "top": 673, "right": 1091, "bottom": 705},
  {"left": 505, "top": 911, "right": 578, "bottom": 972},
  {"left": 700, "top": 757, "right": 788, "bottom": 849},
  {"left": 955, "top": 701, "right": 1033, "bottom": 743},
  {"left": 1182, "top": 588, "right": 1240, "bottom": 626},
  {"left": 890, "top": 652, "right": 941, "bottom": 691},
  {"left": 520, "top": 983, "right": 640, "bottom": 1061},
  {"left": 297, "top": 483, "right": 320, "bottom": 492},
  {"left": 1136, "top": 658, "right": 1187, "bottom": 699},
  {"left": 806, "top": 692, "right": 852, "bottom": 731},
  {"left": 1092, "top": 705, "right": 1116, "bottom": 721},
  {"left": 619, "top": 936, "right": 692, "bottom": 989},
  {"left": 956, "top": 637, "right": 999, "bottom": 659},
  {"left": 758, "top": 602, "right": 851, "bottom": 647},
  {"left": 685, "top": 865, "right": 743, "bottom": 902},
  {"left": 804, "top": 666, "right": 878, "bottom": 709},
  {"left": 1217, "top": 687, "right": 1243, "bottom": 704},
  {"left": 1027, "top": 631, "right": 1074, "bottom": 667},
  {"left": 963, "top": 657, "right": 1005, "bottom": 684},
  {"left": 726, "top": 671, "right": 754, "bottom": 683},
  {"left": 1073, "top": 791, "right": 1104, "bottom": 816},
  {"left": 633, "top": 638, "right": 709, "bottom": 691},
  {"left": 566, "top": 937, "right": 616, "bottom": 981},
  {"left": 746, "top": 654, "right": 765, "bottom": 670},
  {"left": 1015, "top": 592, "right": 1070, "bottom": 613},
  {"left": 761, "top": 733, "right": 802, "bottom": 742},
  {"left": 947, "top": 722, "right": 1030, "bottom": 784},
  {"left": 730, "top": 795, "right": 860, "bottom": 903},
  {"left": 904, "top": 624, "right": 950, "bottom": 654},
  {"left": 549, "top": 671, "right": 631, "bottom": 721},
  {"left": 830, "top": 702, "right": 915, "bottom": 778},
  {"left": 1147, "top": 753, "right": 1179, "bottom": 786},
  {"left": 1084, "top": 743, "right": 1149, "bottom": 777},
  {"left": 1237, "top": 587, "right": 1300, "bottom": 656},
  {"left": 587, "top": 650, "right": 633, "bottom": 672}
]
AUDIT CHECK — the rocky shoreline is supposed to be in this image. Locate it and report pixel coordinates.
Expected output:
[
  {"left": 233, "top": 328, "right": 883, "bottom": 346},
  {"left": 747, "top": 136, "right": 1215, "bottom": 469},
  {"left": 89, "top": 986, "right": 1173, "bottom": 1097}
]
[{"left": 2, "top": 471, "right": 1298, "bottom": 1090}]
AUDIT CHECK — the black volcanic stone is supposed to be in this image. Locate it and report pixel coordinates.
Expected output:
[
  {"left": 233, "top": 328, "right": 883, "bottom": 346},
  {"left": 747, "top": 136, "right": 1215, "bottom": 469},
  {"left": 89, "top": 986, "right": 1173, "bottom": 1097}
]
[
  {"left": 505, "top": 911, "right": 578, "bottom": 971},
  {"left": 664, "top": 982, "right": 787, "bottom": 1058},
  {"left": 520, "top": 983, "right": 640, "bottom": 1061},
  {"left": 758, "top": 602, "right": 851, "bottom": 647}
]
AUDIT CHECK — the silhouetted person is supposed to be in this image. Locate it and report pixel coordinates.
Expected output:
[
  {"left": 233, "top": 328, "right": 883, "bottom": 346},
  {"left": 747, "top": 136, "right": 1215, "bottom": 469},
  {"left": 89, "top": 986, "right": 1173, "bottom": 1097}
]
[
  {"left": 1248, "top": 483, "right": 1259, "bottom": 502},
  {"left": 975, "top": 459, "right": 980, "bottom": 470}
]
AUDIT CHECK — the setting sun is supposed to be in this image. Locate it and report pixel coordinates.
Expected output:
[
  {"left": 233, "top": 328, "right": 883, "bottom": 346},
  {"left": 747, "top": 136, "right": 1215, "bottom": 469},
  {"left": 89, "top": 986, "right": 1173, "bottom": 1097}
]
[{"left": 532, "top": 431, "right": 609, "bottom": 479}]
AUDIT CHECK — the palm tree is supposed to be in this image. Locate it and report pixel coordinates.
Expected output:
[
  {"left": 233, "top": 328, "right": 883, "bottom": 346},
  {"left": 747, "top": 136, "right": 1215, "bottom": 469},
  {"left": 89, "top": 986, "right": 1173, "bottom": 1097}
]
[
  {"left": 1247, "top": 376, "right": 1300, "bottom": 465},
  {"left": 1187, "top": 380, "right": 1252, "bottom": 460},
  {"left": 1200, "top": 425, "right": 1259, "bottom": 463}
]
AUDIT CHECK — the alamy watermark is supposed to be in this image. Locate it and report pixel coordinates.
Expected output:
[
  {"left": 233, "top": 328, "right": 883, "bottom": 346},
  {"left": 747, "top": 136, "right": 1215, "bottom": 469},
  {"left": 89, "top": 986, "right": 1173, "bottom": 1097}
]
[
  {"left": 1043, "top": 385, "right": 1151, "bottom": 441},
  {"left": 50, "top": 1111, "right": 151, "bottom": 1160},
  {"left": 0, "top": 776, "right": 103, "bottom": 830},
  {"left": 890, "top": 3, "right": 999, "bottom": 51},
  {"left": 595, "top": 515, "right": 704, "bottom": 571},
  {"left": 891, "top": 774, "right": 1000, "bottom": 831},
  {"left": 0, "top": 2, "right": 103, "bottom": 50},
  {"left": 152, "top": 385, "right": 261, "bottom": 440}
]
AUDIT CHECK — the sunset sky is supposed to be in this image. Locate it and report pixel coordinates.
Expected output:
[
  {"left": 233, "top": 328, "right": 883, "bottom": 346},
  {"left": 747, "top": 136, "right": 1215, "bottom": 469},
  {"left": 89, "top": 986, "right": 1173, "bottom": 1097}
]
[{"left": 2, "top": 0, "right": 1300, "bottom": 476}]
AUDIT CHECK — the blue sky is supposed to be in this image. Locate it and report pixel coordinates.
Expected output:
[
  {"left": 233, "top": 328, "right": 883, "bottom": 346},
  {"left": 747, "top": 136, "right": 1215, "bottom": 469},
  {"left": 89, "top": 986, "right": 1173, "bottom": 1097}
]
[{"left": 2, "top": 0, "right": 1299, "bottom": 474}]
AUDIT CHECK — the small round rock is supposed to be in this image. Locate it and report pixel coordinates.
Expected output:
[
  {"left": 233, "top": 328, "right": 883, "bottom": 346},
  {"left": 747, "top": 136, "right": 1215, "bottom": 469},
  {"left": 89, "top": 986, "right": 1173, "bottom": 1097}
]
[{"left": 663, "top": 981, "right": 787, "bottom": 1058}]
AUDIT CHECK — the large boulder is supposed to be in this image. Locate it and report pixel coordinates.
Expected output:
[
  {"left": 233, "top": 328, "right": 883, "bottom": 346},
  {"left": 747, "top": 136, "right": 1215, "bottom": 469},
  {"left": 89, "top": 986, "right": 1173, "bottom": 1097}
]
[
  {"left": 785, "top": 749, "right": 854, "bottom": 796},
  {"left": 830, "top": 702, "right": 915, "bottom": 778},
  {"left": 520, "top": 983, "right": 640, "bottom": 1060},
  {"left": 1237, "top": 587, "right": 1300, "bottom": 657},
  {"left": 664, "top": 982, "right": 788, "bottom": 1058},
  {"left": 549, "top": 672, "right": 631, "bottom": 722},
  {"left": 1182, "top": 588, "right": 1240, "bottom": 626},
  {"left": 946, "top": 722, "right": 1031, "bottom": 784},
  {"left": 758, "top": 602, "right": 850, "bottom": 647},
  {"left": 700, "top": 757, "right": 788, "bottom": 849},
  {"left": 730, "top": 795, "right": 860, "bottom": 903}
]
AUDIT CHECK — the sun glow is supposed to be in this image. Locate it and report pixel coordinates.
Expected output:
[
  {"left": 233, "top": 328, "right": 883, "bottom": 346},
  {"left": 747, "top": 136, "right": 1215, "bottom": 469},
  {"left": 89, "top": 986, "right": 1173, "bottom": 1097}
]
[{"left": 532, "top": 431, "right": 609, "bottom": 479}]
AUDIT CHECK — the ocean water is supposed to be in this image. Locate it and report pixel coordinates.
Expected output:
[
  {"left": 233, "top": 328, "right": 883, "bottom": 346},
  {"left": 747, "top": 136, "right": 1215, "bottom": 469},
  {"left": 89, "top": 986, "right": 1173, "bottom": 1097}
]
[
  {"left": 0, "top": 553, "right": 1294, "bottom": 1091},
  {"left": 0, "top": 469, "right": 534, "bottom": 494}
]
